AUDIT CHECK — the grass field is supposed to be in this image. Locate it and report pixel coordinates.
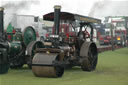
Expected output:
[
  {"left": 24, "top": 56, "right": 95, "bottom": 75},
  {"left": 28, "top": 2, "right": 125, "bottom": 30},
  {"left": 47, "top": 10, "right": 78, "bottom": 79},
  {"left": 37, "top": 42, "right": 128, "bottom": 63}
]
[{"left": 0, "top": 48, "right": 128, "bottom": 85}]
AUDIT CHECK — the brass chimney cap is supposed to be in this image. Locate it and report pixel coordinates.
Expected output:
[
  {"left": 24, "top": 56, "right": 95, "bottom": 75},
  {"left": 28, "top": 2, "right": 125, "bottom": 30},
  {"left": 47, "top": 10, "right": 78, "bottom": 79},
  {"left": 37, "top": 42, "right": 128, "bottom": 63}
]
[
  {"left": 0, "top": 7, "right": 4, "bottom": 11},
  {"left": 54, "top": 5, "right": 61, "bottom": 9}
]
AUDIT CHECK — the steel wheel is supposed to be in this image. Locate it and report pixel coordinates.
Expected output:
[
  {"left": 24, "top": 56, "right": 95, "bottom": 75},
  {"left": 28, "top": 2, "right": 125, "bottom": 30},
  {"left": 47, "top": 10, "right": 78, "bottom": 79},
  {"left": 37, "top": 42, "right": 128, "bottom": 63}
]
[
  {"left": 0, "top": 64, "right": 9, "bottom": 74},
  {"left": 22, "top": 26, "right": 36, "bottom": 47},
  {"left": 32, "top": 53, "right": 64, "bottom": 77},
  {"left": 10, "top": 55, "right": 25, "bottom": 69},
  {"left": 81, "top": 44, "right": 98, "bottom": 71},
  {"left": 0, "top": 49, "right": 9, "bottom": 74},
  {"left": 26, "top": 41, "right": 44, "bottom": 68}
]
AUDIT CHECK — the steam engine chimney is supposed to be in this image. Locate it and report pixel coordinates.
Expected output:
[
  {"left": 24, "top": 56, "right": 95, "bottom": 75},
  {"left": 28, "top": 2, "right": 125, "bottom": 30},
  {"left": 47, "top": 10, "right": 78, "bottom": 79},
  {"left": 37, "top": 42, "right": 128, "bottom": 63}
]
[
  {"left": 54, "top": 5, "right": 61, "bottom": 35},
  {"left": 0, "top": 7, "right": 4, "bottom": 38}
]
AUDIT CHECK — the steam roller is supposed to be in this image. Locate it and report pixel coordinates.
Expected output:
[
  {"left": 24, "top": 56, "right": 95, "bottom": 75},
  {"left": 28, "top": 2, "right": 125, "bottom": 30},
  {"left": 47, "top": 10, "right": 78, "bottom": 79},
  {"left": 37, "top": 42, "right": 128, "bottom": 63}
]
[
  {"left": 0, "top": 6, "right": 44, "bottom": 74},
  {"left": 31, "top": 5, "right": 101, "bottom": 78},
  {"left": 8, "top": 26, "right": 44, "bottom": 69}
]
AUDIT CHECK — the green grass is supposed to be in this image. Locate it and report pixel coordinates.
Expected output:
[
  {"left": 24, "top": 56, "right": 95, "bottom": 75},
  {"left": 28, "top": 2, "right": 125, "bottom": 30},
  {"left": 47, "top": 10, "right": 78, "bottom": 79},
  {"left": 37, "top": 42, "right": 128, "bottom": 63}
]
[{"left": 0, "top": 48, "right": 128, "bottom": 85}]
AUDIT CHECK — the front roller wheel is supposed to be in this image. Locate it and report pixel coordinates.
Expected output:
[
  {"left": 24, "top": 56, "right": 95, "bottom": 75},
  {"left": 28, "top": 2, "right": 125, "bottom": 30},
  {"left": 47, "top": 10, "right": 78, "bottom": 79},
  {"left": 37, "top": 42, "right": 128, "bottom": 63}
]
[
  {"left": 0, "top": 48, "right": 9, "bottom": 74},
  {"left": 32, "top": 53, "right": 64, "bottom": 78},
  {"left": 80, "top": 42, "right": 98, "bottom": 71},
  {"left": 0, "top": 64, "right": 9, "bottom": 74},
  {"left": 32, "top": 66, "right": 64, "bottom": 78}
]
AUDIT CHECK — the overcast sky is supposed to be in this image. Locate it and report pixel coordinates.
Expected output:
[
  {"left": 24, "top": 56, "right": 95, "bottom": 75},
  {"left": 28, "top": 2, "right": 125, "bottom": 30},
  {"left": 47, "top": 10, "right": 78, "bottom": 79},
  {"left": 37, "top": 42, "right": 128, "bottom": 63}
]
[
  {"left": 0, "top": 0, "right": 127, "bottom": 19},
  {"left": 0, "top": 0, "right": 98, "bottom": 17}
]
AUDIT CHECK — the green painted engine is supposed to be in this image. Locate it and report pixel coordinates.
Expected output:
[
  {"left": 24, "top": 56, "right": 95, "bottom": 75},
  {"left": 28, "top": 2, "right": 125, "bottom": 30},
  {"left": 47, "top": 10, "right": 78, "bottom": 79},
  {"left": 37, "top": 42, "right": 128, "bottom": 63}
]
[
  {"left": 7, "top": 26, "right": 43, "bottom": 69},
  {"left": 0, "top": 7, "right": 44, "bottom": 74}
]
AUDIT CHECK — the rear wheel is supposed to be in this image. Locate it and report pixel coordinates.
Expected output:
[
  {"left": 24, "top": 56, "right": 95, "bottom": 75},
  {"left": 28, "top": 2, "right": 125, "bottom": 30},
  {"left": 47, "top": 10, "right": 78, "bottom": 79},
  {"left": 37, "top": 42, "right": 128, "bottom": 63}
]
[
  {"left": 26, "top": 41, "right": 44, "bottom": 68},
  {"left": 81, "top": 43, "right": 98, "bottom": 71}
]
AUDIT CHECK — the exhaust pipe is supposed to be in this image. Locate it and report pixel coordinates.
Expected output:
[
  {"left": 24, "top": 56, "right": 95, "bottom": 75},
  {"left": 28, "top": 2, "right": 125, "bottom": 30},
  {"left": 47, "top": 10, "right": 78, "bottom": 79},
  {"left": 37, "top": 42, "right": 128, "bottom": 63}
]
[
  {"left": 54, "top": 5, "right": 61, "bottom": 35},
  {"left": 0, "top": 7, "right": 4, "bottom": 38}
]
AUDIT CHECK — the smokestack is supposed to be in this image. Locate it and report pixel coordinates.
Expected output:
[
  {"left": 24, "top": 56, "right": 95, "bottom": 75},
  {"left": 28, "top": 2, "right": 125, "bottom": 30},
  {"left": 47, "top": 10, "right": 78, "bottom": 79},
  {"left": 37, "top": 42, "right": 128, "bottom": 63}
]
[
  {"left": 54, "top": 5, "right": 61, "bottom": 35},
  {"left": 0, "top": 7, "right": 4, "bottom": 37}
]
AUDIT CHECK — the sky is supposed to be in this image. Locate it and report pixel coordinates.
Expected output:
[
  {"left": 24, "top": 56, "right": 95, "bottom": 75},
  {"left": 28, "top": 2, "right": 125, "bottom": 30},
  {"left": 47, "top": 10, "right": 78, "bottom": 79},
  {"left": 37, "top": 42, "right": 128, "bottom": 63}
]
[
  {"left": 0, "top": 0, "right": 97, "bottom": 18},
  {"left": 0, "top": 0, "right": 128, "bottom": 20}
]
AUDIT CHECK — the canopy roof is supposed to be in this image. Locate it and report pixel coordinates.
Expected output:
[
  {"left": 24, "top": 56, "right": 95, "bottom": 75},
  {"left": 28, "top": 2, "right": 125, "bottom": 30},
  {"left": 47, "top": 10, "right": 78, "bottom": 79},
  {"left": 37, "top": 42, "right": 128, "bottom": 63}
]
[{"left": 43, "top": 12, "right": 101, "bottom": 24}]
